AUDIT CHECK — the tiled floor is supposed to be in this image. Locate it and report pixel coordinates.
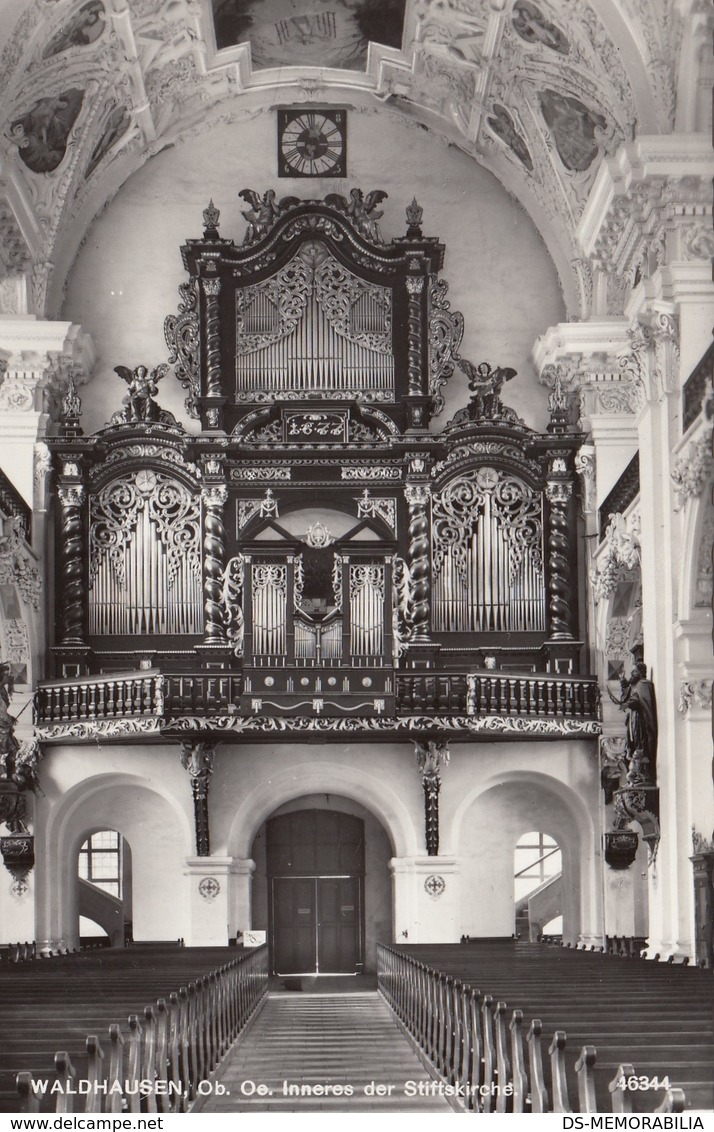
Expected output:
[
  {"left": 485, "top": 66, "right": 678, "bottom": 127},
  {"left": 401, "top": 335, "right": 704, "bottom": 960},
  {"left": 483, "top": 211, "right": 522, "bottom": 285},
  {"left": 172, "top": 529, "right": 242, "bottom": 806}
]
[{"left": 192, "top": 991, "right": 455, "bottom": 1112}]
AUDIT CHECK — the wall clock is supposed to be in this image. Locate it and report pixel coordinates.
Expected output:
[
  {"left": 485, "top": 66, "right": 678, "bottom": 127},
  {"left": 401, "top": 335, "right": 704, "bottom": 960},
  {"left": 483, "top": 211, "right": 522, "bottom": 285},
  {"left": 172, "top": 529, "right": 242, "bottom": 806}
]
[{"left": 278, "top": 108, "right": 347, "bottom": 178}]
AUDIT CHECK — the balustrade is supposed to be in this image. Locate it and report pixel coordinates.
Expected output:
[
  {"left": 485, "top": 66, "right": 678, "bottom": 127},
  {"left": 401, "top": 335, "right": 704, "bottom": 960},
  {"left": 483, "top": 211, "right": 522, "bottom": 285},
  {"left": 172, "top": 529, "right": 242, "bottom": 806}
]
[
  {"left": 36, "top": 668, "right": 599, "bottom": 726},
  {"left": 377, "top": 944, "right": 687, "bottom": 1115},
  {"left": 16, "top": 945, "right": 268, "bottom": 1114}
]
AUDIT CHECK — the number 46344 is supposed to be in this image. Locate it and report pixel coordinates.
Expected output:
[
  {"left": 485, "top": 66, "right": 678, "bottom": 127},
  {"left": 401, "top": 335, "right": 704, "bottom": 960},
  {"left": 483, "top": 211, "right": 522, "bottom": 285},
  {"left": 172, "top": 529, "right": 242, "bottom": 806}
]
[{"left": 615, "top": 1075, "right": 671, "bottom": 1091}]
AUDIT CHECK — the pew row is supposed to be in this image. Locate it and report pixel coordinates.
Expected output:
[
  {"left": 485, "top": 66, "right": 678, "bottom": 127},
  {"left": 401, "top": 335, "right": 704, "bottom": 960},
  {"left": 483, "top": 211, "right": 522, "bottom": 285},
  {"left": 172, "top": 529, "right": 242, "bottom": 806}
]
[
  {"left": 377, "top": 943, "right": 688, "bottom": 1115},
  {"left": 15, "top": 945, "right": 268, "bottom": 1114}
]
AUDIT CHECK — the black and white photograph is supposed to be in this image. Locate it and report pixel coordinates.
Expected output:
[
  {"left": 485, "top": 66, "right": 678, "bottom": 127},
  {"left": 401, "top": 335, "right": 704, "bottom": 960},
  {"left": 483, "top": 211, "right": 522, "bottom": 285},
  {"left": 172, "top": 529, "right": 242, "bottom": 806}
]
[{"left": 0, "top": 0, "right": 712, "bottom": 1123}]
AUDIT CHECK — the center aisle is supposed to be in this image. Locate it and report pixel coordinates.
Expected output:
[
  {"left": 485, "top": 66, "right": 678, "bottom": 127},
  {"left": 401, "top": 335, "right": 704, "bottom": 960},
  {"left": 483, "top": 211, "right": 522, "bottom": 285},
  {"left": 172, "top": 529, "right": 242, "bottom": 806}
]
[{"left": 193, "top": 990, "right": 455, "bottom": 1113}]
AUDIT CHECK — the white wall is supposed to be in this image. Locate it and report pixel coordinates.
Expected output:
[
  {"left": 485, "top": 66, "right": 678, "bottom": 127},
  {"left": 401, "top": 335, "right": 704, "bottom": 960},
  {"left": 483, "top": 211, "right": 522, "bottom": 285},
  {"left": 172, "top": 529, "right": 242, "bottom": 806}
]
[{"left": 61, "top": 107, "right": 564, "bottom": 435}]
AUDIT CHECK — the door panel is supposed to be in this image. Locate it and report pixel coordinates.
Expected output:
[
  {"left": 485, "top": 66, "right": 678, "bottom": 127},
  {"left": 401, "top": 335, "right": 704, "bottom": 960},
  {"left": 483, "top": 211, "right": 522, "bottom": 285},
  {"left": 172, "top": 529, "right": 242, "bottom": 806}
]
[
  {"left": 272, "top": 877, "right": 316, "bottom": 974},
  {"left": 267, "top": 809, "right": 365, "bottom": 974},
  {"left": 318, "top": 876, "right": 360, "bottom": 973}
]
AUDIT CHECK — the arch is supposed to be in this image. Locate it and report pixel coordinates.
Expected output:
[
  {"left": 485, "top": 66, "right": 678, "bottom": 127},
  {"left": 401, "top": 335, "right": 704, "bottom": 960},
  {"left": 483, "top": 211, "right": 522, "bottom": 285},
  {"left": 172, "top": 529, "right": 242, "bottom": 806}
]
[
  {"left": 452, "top": 768, "right": 600, "bottom": 946},
  {"left": 36, "top": 771, "right": 192, "bottom": 951},
  {"left": 225, "top": 756, "right": 417, "bottom": 860},
  {"left": 677, "top": 487, "right": 713, "bottom": 621},
  {"left": 251, "top": 794, "right": 393, "bottom": 973}
]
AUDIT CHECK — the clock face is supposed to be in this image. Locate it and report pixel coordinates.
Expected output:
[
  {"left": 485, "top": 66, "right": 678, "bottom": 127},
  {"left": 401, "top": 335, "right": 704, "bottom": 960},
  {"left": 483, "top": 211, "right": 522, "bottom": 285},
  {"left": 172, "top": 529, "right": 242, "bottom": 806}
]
[{"left": 278, "top": 109, "right": 346, "bottom": 178}]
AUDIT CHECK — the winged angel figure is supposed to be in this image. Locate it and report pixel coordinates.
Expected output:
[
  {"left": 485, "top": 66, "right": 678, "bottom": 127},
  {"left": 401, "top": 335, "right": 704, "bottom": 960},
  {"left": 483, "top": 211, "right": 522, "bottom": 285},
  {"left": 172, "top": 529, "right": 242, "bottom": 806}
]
[
  {"left": 324, "top": 189, "right": 388, "bottom": 243},
  {"left": 114, "top": 364, "right": 168, "bottom": 423},
  {"left": 239, "top": 189, "right": 300, "bottom": 244}
]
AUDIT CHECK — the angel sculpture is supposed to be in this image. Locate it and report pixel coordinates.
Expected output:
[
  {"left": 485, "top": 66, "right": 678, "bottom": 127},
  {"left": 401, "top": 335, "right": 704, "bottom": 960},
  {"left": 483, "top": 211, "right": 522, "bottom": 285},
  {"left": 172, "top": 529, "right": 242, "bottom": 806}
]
[
  {"left": 114, "top": 364, "right": 168, "bottom": 423},
  {"left": 458, "top": 359, "right": 517, "bottom": 419},
  {"left": 324, "top": 188, "right": 388, "bottom": 243},
  {"left": 239, "top": 189, "right": 299, "bottom": 244}
]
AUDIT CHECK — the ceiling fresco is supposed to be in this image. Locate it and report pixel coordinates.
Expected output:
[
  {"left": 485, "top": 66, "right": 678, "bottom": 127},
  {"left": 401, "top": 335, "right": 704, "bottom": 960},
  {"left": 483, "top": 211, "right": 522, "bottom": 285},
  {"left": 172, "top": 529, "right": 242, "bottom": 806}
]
[
  {"left": 0, "top": 0, "right": 709, "bottom": 322},
  {"left": 211, "top": 0, "right": 406, "bottom": 68}
]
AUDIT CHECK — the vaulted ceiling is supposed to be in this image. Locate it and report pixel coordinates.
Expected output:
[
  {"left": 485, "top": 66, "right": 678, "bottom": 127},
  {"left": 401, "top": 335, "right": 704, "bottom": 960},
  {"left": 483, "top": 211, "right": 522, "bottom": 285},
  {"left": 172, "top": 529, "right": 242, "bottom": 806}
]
[{"left": 0, "top": 0, "right": 709, "bottom": 320}]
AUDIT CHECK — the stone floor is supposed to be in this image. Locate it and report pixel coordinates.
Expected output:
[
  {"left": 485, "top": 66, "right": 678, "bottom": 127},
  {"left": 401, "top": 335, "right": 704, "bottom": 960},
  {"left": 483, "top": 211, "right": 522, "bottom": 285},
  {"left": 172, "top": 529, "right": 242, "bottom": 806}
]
[{"left": 192, "top": 989, "right": 455, "bottom": 1113}]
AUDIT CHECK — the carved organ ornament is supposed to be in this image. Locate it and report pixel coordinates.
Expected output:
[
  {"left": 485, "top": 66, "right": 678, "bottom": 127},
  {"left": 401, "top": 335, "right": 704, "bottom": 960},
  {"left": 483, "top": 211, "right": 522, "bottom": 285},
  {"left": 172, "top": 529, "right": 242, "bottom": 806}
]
[{"left": 46, "top": 192, "right": 586, "bottom": 699}]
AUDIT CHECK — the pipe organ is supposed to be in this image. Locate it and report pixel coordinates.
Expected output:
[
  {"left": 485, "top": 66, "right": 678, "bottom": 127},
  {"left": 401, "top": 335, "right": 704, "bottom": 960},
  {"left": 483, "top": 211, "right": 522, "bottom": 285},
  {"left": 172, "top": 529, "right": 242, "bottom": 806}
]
[
  {"left": 88, "top": 471, "right": 202, "bottom": 637},
  {"left": 48, "top": 190, "right": 585, "bottom": 704},
  {"left": 432, "top": 468, "right": 546, "bottom": 634},
  {"left": 235, "top": 242, "right": 394, "bottom": 399}
]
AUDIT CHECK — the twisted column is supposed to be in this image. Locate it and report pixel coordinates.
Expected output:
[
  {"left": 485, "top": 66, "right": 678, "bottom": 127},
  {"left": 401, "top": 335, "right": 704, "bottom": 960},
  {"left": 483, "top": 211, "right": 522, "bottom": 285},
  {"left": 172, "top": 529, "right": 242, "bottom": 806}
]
[
  {"left": 201, "top": 484, "right": 228, "bottom": 645},
  {"left": 405, "top": 482, "right": 432, "bottom": 642},
  {"left": 180, "top": 742, "right": 215, "bottom": 857},
  {"left": 57, "top": 484, "right": 86, "bottom": 647},
  {"left": 416, "top": 739, "right": 449, "bottom": 856},
  {"left": 545, "top": 481, "right": 574, "bottom": 640},
  {"left": 202, "top": 279, "right": 222, "bottom": 399},
  {"left": 406, "top": 275, "right": 425, "bottom": 396}
]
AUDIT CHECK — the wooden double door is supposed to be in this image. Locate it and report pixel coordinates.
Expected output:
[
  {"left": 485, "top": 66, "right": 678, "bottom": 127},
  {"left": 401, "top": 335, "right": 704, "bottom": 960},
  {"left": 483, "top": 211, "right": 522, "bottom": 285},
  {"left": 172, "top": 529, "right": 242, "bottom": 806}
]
[{"left": 267, "top": 810, "right": 365, "bottom": 975}]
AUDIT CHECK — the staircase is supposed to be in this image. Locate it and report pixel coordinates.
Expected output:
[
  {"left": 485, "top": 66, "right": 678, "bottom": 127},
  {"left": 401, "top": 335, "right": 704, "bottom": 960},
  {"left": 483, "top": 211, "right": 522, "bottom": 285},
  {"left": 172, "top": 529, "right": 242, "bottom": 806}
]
[
  {"left": 0, "top": 945, "right": 239, "bottom": 1112},
  {"left": 391, "top": 941, "right": 714, "bottom": 1111}
]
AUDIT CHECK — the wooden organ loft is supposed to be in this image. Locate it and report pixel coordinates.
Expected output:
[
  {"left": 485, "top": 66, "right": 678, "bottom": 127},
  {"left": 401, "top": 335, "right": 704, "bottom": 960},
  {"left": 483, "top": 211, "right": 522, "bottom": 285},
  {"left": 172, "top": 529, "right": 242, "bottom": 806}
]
[{"left": 37, "top": 192, "right": 600, "bottom": 739}]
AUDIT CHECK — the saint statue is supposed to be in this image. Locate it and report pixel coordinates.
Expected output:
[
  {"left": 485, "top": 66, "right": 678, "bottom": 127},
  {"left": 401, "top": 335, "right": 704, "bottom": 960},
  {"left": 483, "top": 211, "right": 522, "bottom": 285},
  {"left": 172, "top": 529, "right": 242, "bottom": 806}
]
[{"left": 609, "top": 661, "right": 658, "bottom": 786}]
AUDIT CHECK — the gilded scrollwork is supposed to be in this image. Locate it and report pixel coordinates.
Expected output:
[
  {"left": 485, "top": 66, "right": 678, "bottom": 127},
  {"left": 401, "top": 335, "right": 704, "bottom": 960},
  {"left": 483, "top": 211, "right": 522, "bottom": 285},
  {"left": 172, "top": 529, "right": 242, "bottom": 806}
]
[
  {"left": 428, "top": 277, "right": 464, "bottom": 416},
  {"left": 236, "top": 243, "right": 392, "bottom": 358},
  {"left": 164, "top": 278, "right": 200, "bottom": 419},
  {"left": 220, "top": 555, "right": 245, "bottom": 658},
  {"left": 89, "top": 471, "right": 200, "bottom": 589}
]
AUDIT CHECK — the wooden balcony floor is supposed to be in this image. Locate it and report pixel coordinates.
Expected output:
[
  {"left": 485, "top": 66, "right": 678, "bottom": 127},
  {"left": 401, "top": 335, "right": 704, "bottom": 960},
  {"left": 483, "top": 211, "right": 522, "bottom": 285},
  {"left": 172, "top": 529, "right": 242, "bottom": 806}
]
[{"left": 192, "top": 989, "right": 454, "bottom": 1113}]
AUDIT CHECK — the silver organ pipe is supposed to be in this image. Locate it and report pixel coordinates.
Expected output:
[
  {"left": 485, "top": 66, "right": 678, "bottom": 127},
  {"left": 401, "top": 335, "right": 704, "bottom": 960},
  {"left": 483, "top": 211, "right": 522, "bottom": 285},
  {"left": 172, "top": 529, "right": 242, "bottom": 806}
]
[
  {"left": 236, "top": 260, "right": 394, "bottom": 397},
  {"left": 432, "top": 471, "right": 546, "bottom": 634},
  {"left": 349, "top": 565, "right": 385, "bottom": 658},
  {"left": 251, "top": 564, "right": 287, "bottom": 660},
  {"left": 88, "top": 476, "right": 202, "bottom": 636},
  {"left": 293, "top": 619, "right": 342, "bottom": 662}
]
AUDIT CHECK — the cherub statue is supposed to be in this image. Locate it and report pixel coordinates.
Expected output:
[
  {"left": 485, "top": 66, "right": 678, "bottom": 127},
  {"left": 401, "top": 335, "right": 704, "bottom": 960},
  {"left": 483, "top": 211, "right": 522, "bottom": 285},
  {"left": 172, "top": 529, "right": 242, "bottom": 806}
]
[{"left": 114, "top": 364, "right": 168, "bottom": 422}]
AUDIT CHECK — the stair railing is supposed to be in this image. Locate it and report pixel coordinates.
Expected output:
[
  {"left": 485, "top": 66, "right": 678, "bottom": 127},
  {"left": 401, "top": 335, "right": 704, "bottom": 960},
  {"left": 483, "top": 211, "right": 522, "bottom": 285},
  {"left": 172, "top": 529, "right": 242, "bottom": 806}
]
[
  {"left": 377, "top": 942, "right": 687, "bottom": 1115},
  {"left": 16, "top": 944, "right": 268, "bottom": 1114}
]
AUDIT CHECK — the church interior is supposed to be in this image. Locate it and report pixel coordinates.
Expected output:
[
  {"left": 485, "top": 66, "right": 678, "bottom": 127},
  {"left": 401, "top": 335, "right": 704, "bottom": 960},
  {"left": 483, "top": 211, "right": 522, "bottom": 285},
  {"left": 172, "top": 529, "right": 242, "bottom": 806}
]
[{"left": 0, "top": 0, "right": 712, "bottom": 1115}]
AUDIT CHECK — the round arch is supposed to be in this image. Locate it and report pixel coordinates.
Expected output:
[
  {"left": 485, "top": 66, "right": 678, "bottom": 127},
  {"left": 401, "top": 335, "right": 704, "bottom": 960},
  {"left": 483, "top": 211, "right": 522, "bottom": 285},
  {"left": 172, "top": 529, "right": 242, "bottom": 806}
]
[
  {"left": 36, "top": 771, "right": 192, "bottom": 952},
  {"left": 451, "top": 768, "right": 600, "bottom": 946},
  {"left": 225, "top": 756, "right": 418, "bottom": 860}
]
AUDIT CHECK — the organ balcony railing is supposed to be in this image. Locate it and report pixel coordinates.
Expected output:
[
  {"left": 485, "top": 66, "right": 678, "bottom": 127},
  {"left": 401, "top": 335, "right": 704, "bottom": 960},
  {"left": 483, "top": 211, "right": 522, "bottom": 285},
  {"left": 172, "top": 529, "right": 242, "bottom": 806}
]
[{"left": 34, "top": 669, "right": 600, "bottom": 728}]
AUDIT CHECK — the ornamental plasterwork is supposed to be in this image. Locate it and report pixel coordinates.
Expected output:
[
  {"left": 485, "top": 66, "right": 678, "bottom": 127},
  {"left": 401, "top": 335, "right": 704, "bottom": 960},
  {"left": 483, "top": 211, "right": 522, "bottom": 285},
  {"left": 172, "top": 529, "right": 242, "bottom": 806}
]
[
  {"left": 574, "top": 445, "right": 596, "bottom": 514},
  {"left": 0, "top": 517, "right": 41, "bottom": 609},
  {"left": 670, "top": 431, "right": 713, "bottom": 512},
  {"left": 619, "top": 314, "right": 679, "bottom": 405},
  {"left": 2, "top": 618, "right": 30, "bottom": 666},
  {"left": 604, "top": 617, "right": 631, "bottom": 660},
  {"left": 0, "top": 202, "right": 31, "bottom": 275},
  {"left": 599, "top": 734, "right": 627, "bottom": 769},
  {"left": 33, "top": 443, "right": 52, "bottom": 509},
  {"left": 590, "top": 512, "right": 641, "bottom": 604},
  {"left": 678, "top": 679, "right": 713, "bottom": 714},
  {"left": 694, "top": 501, "right": 713, "bottom": 607}
]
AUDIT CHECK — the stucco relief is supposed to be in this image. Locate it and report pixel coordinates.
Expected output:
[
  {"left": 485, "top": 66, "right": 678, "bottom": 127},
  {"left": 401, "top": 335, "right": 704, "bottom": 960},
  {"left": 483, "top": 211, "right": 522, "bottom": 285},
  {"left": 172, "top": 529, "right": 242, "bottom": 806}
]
[
  {"left": 671, "top": 431, "right": 713, "bottom": 512},
  {"left": 42, "top": 3, "right": 106, "bottom": 59}
]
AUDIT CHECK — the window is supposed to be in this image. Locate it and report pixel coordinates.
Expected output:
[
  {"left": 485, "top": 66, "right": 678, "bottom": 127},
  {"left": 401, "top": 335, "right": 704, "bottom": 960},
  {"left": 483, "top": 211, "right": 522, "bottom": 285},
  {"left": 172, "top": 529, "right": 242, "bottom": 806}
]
[
  {"left": 78, "top": 830, "right": 122, "bottom": 898},
  {"left": 514, "top": 831, "right": 561, "bottom": 904}
]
